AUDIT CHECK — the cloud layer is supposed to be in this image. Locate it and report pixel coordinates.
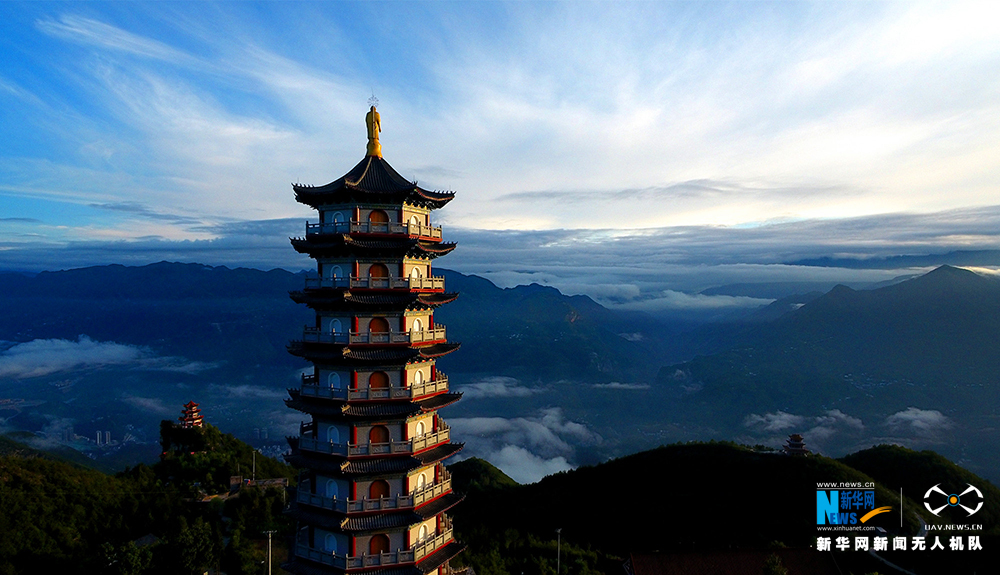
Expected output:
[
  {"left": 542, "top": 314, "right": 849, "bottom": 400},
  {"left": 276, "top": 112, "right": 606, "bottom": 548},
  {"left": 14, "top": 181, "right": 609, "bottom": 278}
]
[{"left": 450, "top": 407, "right": 600, "bottom": 483}]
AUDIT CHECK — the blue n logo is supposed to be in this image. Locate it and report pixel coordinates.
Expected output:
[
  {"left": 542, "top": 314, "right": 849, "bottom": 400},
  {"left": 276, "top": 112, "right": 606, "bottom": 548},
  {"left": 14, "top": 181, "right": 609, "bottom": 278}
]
[{"left": 817, "top": 491, "right": 839, "bottom": 524}]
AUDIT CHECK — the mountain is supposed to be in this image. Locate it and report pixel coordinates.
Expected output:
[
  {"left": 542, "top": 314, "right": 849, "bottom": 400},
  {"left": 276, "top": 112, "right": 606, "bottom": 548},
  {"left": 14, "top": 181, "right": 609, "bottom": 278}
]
[
  {"left": 0, "top": 262, "right": 683, "bottom": 469},
  {"left": 449, "top": 442, "right": 999, "bottom": 575},
  {"left": 654, "top": 265, "right": 1000, "bottom": 482}
]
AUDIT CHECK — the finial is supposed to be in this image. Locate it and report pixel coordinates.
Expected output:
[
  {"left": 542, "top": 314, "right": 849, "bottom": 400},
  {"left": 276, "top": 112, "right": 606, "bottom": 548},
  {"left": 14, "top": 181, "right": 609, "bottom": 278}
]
[{"left": 365, "top": 98, "right": 382, "bottom": 158}]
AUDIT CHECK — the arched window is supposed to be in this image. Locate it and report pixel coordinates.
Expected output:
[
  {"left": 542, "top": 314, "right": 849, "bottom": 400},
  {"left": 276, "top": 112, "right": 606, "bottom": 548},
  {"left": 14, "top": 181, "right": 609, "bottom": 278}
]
[
  {"left": 412, "top": 369, "right": 424, "bottom": 385},
  {"left": 368, "top": 210, "right": 389, "bottom": 224},
  {"left": 417, "top": 524, "right": 428, "bottom": 542},
  {"left": 368, "top": 371, "right": 389, "bottom": 389},
  {"left": 325, "top": 479, "right": 339, "bottom": 499},
  {"left": 409, "top": 214, "right": 420, "bottom": 227},
  {"left": 328, "top": 372, "right": 342, "bottom": 389},
  {"left": 409, "top": 266, "right": 422, "bottom": 279},
  {"left": 369, "top": 425, "right": 390, "bottom": 444},
  {"left": 369, "top": 479, "right": 390, "bottom": 500},
  {"left": 369, "top": 534, "right": 390, "bottom": 555},
  {"left": 414, "top": 421, "right": 425, "bottom": 437},
  {"left": 368, "top": 263, "right": 389, "bottom": 278},
  {"left": 326, "top": 265, "right": 342, "bottom": 280},
  {"left": 328, "top": 318, "right": 342, "bottom": 334},
  {"left": 325, "top": 533, "right": 338, "bottom": 553},
  {"left": 326, "top": 425, "right": 339, "bottom": 443},
  {"left": 411, "top": 318, "right": 422, "bottom": 333},
  {"left": 332, "top": 211, "right": 344, "bottom": 223},
  {"left": 416, "top": 472, "right": 427, "bottom": 491}
]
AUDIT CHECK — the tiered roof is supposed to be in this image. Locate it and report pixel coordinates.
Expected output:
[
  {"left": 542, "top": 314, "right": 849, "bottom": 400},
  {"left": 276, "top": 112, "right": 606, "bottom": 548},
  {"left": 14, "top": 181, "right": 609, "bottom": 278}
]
[{"left": 293, "top": 155, "right": 455, "bottom": 210}]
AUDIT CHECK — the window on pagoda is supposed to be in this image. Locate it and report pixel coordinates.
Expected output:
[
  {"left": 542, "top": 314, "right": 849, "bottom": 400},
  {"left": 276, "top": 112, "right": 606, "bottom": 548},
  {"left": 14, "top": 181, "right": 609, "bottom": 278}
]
[
  {"left": 368, "top": 263, "right": 389, "bottom": 278},
  {"left": 327, "top": 372, "right": 343, "bottom": 389}
]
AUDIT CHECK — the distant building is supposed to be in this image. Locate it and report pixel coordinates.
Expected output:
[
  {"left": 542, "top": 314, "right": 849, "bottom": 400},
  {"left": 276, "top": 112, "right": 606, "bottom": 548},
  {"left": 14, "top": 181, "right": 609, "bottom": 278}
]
[
  {"left": 179, "top": 401, "right": 204, "bottom": 428},
  {"left": 282, "top": 105, "right": 465, "bottom": 575},
  {"left": 783, "top": 433, "right": 809, "bottom": 455}
]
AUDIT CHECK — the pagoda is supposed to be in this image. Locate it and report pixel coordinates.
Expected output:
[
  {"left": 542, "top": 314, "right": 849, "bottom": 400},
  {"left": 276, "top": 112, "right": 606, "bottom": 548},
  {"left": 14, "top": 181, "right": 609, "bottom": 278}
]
[
  {"left": 284, "top": 105, "right": 465, "bottom": 575},
  {"left": 179, "top": 400, "right": 204, "bottom": 428}
]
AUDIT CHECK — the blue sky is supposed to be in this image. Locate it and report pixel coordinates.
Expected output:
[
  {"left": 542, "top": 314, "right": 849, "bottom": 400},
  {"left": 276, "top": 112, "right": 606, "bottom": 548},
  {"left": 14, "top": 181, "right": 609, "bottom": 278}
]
[{"left": 2, "top": 1, "right": 999, "bottom": 307}]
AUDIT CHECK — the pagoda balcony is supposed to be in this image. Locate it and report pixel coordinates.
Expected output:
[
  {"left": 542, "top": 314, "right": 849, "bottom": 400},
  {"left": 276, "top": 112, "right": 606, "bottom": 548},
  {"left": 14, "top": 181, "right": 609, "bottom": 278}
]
[
  {"left": 298, "top": 423, "right": 451, "bottom": 457},
  {"left": 304, "top": 275, "right": 446, "bottom": 291},
  {"left": 305, "top": 220, "right": 443, "bottom": 240},
  {"left": 301, "top": 326, "right": 447, "bottom": 345},
  {"left": 300, "top": 373, "right": 450, "bottom": 401},
  {"left": 294, "top": 527, "right": 454, "bottom": 570},
  {"left": 296, "top": 472, "right": 452, "bottom": 513}
]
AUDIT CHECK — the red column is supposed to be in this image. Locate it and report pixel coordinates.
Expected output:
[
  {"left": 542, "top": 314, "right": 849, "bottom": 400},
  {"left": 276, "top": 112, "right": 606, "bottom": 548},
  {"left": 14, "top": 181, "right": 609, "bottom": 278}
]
[
  {"left": 353, "top": 260, "right": 360, "bottom": 279},
  {"left": 351, "top": 371, "right": 358, "bottom": 390},
  {"left": 431, "top": 364, "right": 436, "bottom": 380}
]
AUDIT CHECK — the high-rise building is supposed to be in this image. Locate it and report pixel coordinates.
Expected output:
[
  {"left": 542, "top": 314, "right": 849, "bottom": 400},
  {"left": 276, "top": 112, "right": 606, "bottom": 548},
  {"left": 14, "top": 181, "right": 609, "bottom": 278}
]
[{"left": 284, "top": 105, "right": 465, "bottom": 575}]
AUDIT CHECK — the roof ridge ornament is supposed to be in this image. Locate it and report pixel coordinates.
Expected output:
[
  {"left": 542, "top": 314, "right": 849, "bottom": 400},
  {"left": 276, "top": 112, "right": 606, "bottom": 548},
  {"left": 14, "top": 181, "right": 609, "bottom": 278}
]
[{"left": 366, "top": 100, "right": 382, "bottom": 158}]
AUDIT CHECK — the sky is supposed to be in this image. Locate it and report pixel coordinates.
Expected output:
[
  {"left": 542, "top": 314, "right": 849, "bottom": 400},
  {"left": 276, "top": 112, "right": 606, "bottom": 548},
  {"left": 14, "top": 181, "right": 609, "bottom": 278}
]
[{"left": 2, "top": 1, "right": 1000, "bottom": 307}]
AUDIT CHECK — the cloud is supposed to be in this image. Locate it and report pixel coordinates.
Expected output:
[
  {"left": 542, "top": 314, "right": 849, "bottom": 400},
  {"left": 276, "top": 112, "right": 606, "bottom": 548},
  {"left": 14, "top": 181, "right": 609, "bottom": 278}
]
[
  {"left": 0, "top": 336, "right": 217, "bottom": 379},
  {"left": 458, "top": 376, "right": 543, "bottom": 400},
  {"left": 885, "top": 407, "right": 952, "bottom": 436},
  {"left": 745, "top": 411, "right": 806, "bottom": 432},
  {"left": 0, "top": 336, "right": 145, "bottom": 378},
  {"left": 37, "top": 14, "right": 196, "bottom": 64},
  {"left": 122, "top": 395, "right": 174, "bottom": 416},
  {"left": 744, "top": 409, "right": 865, "bottom": 445},
  {"left": 207, "top": 384, "right": 286, "bottom": 400},
  {"left": 483, "top": 445, "right": 572, "bottom": 484},
  {"left": 590, "top": 382, "right": 649, "bottom": 390},
  {"left": 449, "top": 407, "right": 599, "bottom": 483}
]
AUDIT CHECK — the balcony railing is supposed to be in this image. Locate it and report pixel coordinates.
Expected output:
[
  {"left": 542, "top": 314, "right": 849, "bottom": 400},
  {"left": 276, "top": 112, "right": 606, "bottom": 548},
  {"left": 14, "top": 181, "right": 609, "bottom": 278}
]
[
  {"left": 306, "top": 220, "right": 443, "bottom": 240},
  {"left": 303, "top": 275, "right": 445, "bottom": 291},
  {"left": 296, "top": 475, "right": 452, "bottom": 513},
  {"left": 298, "top": 426, "right": 450, "bottom": 457},
  {"left": 295, "top": 527, "right": 453, "bottom": 570},
  {"left": 299, "top": 373, "right": 450, "bottom": 401},
  {"left": 301, "top": 326, "right": 446, "bottom": 345}
]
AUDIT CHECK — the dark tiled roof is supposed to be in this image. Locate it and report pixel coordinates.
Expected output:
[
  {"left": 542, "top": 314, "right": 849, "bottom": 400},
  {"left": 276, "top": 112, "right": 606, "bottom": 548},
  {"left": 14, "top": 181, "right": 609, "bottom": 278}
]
[
  {"left": 288, "top": 502, "right": 417, "bottom": 533},
  {"left": 342, "top": 403, "right": 422, "bottom": 418},
  {"left": 414, "top": 492, "right": 464, "bottom": 519},
  {"left": 287, "top": 343, "right": 422, "bottom": 366},
  {"left": 289, "top": 291, "right": 458, "bottom": 312},
  {"left": 415, "top": 442, "right": 464, "bottom": 466},
  {"left": 416, "top": 542, "right": 466, "bottom": 573},
  {"left": 293, "top": 155, "right": 455, "bottom": 210},
  {"left": 416, "top": 393, "right": 462, "bottom": 411},
  {"left": 291, "top": 236, "right": 457, "bottom": 260}
]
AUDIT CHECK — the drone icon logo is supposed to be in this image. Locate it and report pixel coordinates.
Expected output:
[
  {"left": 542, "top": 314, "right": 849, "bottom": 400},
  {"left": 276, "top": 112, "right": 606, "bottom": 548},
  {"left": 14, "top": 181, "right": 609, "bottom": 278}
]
[{"left": 923, "top": 483, "right": 984, "bottom": 517}]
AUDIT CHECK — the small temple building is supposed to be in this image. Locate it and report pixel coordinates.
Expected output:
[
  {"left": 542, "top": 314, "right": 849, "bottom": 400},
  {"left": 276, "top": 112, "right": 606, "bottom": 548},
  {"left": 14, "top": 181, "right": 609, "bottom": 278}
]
[
  {"left": 179, "top": 400, "right": 204, "bottom": 429},
  {"left": 783, "top": 433, "right": 809, "bottom": 456},
  {"left": 283, "top": 104, "right": 465, "bottom": 575}
]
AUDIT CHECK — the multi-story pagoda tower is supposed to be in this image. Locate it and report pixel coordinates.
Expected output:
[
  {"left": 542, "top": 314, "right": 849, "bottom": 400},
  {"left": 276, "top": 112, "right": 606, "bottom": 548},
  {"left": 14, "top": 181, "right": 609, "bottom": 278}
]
[{"left": 284, "top": 105, "right": 465, "bottom": 575}]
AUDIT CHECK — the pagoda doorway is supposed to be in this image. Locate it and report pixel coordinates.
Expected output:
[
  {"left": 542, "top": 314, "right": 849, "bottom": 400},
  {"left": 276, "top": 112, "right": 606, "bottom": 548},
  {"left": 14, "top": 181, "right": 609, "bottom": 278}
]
[
  {"left": 369, "top": 534, "right": 390, "bottom": 555},
  {"left": 369, "top": 371, "right": 389, "bottom": 389},
  {"left": 370, "top": 425, "right": 390, "bottom": 445},
  {"left": 369, "top": 479, "right": 390, "bottom": 500},
  {"left": 369, "top": 318, "right": 390, "bottom": 335}
]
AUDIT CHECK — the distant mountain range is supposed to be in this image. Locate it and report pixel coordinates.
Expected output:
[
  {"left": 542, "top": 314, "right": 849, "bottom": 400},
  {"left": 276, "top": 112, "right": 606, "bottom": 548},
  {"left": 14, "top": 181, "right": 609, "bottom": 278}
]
[
  {"left": 0, "top": 261, "right": 674, "bottom": 380},
  {"left": 3, "top": 262, "right": 1000, "bottom": 485},
  {"left": 655, "top": 265, "right": 1000, "bottom": 482}
]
